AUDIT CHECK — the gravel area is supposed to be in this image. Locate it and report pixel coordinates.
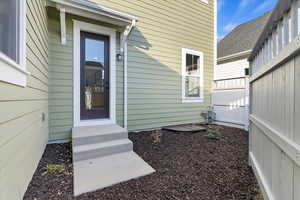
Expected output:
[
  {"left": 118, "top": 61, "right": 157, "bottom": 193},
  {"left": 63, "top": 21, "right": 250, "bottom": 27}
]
[{"left": 24, "top": 125, "right": 260, "bottom": 200}]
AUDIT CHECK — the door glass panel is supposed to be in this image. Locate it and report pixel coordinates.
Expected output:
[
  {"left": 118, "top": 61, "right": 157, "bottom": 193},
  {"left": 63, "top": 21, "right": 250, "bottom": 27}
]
[{"left": 84, "top": 38, "right": 105, "bottom": 111}]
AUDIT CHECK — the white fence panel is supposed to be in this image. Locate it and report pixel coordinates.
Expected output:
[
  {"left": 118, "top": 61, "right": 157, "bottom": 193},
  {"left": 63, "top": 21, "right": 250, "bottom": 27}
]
[
  {"left": 213, "top": 77, "right": 249, "bottom": 129},
  {"left": 295, "top": 56, "right": 300, "bottom": 145},
  {"left": 249, "top": 4, "right": 300, "bottom": 197},
  {"left": 212, "top": 89, "right": 247, "bottom": 106},
  {"left": 214, "top": 105, "right": 248, "bottom": 127},
  {"left": 295, "top": 165, "right": 300, "bottom": 199},
  {"left": 250, "top": 49, "right": 300, "bottom": 200}
]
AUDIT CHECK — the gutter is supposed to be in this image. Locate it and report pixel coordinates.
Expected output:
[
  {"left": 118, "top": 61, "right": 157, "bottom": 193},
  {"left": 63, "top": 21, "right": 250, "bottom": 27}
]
[
  {"left": 121, "top": 20, "right": 137, "bottom": 129},
  {"left": 217, "top": 50, "right": 252, "bottom": 63}
]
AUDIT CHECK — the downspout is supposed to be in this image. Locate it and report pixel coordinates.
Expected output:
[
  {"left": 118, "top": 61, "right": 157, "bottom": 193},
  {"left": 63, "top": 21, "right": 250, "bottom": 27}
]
[{"left": 121, "top": 20, "right": 136, "bottom": 129}]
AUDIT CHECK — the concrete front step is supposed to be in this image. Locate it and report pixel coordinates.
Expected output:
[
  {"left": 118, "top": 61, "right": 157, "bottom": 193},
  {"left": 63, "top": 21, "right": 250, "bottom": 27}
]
[
  {"left": 73, "top": 124, "right": 128, "bottom": 146},
  {"left": 73, "top": 151, "right": 155, "bottom": 196},
  {"left": 73, "top": 124, "right": 127, "bottom": 138},
  {"left": 72, "top": 124, "right": 155, "bottom": 196},
  {"left": 73, "top": 131, "right": 128, "bottom": 146},
  {"left": 73, "top": 139, "right": 133, "bottom": 162}
]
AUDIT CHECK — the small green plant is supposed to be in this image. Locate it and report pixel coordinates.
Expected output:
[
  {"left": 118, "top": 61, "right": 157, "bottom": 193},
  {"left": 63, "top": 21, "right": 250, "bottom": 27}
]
[
  {"left": 254, "top": 188, "right": 264, "bottom": 200},
  {"left": 204, "top": 130, "right": 224, "bottom": 140},
  {"left": 151, "top": 129, "right": 162, "bottom": 144},
  {"left": 42, "top": 164, "right": 65, "bottom": 175}
]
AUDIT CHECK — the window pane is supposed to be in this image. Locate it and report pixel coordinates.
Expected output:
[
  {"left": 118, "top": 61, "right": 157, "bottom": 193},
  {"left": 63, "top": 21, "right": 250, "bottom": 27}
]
[
  {"left": 185, "top": 76, "right": 201, "bottom": 97},
  {"left": 84, "top": 38, "right": 105, "bottom": 110},
  {"left": 186, "top": 54, "right": 200, "bottom": 75},
  {"left": 0, "top": 0, "right": 18, "bottom": 62}
]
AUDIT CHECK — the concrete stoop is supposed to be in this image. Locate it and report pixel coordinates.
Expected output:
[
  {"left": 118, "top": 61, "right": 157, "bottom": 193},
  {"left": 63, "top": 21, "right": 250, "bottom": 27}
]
[{"left": 72, "top": 124, "right": 155, "bottom": 196}]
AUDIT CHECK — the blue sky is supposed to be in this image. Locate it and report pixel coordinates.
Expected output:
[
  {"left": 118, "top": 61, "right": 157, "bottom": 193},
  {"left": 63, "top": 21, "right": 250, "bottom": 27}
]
[{"left": 218, "top": 0, "right": 278, "bottom": 41}]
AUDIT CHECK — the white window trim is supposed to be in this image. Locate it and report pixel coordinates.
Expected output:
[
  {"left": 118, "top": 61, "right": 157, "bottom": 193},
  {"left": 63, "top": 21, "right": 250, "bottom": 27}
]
[
  {"left": 0, "top": 0, "right": 30, "bottom": 87},
  {"left": 181, "top": 48, "right": 204, "bottom": 103},
  {"left": 73, "top": 20, "right": 116, "bottom": 127}
]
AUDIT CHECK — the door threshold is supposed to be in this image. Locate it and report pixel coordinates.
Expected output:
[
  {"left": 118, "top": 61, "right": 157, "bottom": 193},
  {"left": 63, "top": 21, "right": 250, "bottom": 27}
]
[{"left": 76, "top": 119, "right": 115, "bottom": 127}]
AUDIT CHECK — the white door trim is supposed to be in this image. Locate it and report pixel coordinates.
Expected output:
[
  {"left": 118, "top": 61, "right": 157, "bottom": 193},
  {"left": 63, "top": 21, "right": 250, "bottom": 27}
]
[{"left": 73, "top": 20, "right": 116, "bottom": 127}]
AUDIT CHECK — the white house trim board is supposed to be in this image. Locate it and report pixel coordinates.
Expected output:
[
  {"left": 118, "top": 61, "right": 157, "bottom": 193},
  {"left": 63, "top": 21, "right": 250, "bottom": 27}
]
[
  {"left": 0, "top": 0, "right": 29, "bottom": 87},
  {"left": 60, "top": 8, "right": 66, "bottom": 45},
  {"left": 49, "top": 0, "right": 138, "bottom": 27},
  {"left": 19, "top": 0, "right": 27, "bottom": 72},
  {"left": 123, "top": 37, "right": 128, "bottom": 129},
  {"left": 121, "top": 20, "right": 137, "bottom": 129},
  {"left": 73, "top": 20, "right": 116, "bottom": 127},
  {"left": 52, "top": 0, "right": 138, "bottom": 21},
  {"left": 181, "top": 48, "right": 204, "bottom": 103},
  {"left": 214, "top": 0, "right": 217, "bottom": 100}
]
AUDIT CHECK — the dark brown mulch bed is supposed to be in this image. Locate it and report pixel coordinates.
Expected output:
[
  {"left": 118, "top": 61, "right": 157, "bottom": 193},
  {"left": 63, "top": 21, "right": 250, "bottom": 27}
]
[{"left": 24, "top": 125, "right": 260, "bottom": 200}]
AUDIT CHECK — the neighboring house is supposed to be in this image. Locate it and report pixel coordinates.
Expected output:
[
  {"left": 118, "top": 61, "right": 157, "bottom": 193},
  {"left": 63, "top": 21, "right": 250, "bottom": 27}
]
[
  {"left": 214, "top": 11, "right": 271, "bottom": 130},
  {"left": 249, "top": 0, "right": 300, "bottom": 199},
  {"left": 0, "top": 0, "right": 216, "bottom": 199}
]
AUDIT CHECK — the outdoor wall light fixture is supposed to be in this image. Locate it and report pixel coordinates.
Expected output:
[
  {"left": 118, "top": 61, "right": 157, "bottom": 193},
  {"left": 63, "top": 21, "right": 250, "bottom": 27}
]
[{"left": 117, "top": 53, "right": 123, "bottom": 61}]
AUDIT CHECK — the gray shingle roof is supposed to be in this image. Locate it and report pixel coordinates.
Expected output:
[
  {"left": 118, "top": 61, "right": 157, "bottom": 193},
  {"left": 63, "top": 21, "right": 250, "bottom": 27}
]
[{"left": 218, "top": 11, "right": 272, "bottom": 59}]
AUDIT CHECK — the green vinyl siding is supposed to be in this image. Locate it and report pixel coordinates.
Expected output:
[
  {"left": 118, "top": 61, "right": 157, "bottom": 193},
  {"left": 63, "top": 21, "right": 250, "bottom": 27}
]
[
  {"left": 90, "top": 0, "right": 214, "bottom": 130},
  {"left": 48, "top": 14, "right": 73, "bottom": 141},
  {"left": 48, "top": 0, "right": 214, "bottom": 138},
  {"left": 48, "top": 8, "right": 124, "bottom": 141},
  {"left": 0, "top": 0, "right": 214, "bottom": 198},
  {"left": 0, "top": 1, "right": 49, "bottom": 200}
]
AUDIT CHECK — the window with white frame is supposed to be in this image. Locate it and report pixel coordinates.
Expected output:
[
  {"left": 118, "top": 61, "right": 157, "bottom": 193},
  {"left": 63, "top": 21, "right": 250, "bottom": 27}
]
[
  {"left": 182, "top": 48, "right": 204, "bottom": 103},
  {"left": 0, "top": 0, "right": 28, "bottom": 86}
]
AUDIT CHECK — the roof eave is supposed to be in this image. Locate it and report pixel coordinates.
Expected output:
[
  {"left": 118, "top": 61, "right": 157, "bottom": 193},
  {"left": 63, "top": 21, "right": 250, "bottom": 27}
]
[
  {"left": 48, "top": 0, "right": 138, "bottom": 26},
  {"left": 218, "top": 50, "right": 252, "bottom": 62}
]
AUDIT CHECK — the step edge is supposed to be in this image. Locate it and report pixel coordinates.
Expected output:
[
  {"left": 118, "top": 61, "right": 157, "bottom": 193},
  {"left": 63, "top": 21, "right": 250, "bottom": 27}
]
[
  {"left": 73, "top": 131, "right": 128, "bottom": 140},
  {"left": 73, "top": 133, "right": 128, "bottom": 146},
  {"left": 73, "top": 139, "right": 133, "bottom": 153},
  {"left": 73, "top": 144, "right": 133, "bottom": 162},
  {"left": 72, "top": 125, "right": 128, "bottom": 137}
]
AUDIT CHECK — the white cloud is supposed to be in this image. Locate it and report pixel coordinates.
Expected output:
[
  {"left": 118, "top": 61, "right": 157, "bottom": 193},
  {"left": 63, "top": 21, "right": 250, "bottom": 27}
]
[
  {"left": 221, "top": 0, "right": 253, "bottom": 36},
  {"left": 217, "top": 0, "right": 224, "bottom": 11},
  {"left": 239, "top": 0, "right": 251, "bottom": 8},
  {"left": 218, "top": 23, "right": 237, "bottom": 42},
  {"left": 217, "top": 34, "right": 225, "bottom": 42},
  {"left": 224, "top": 23, "right": 238, "bottom": 32},
  {"left": 254, "top": 0, "right": 273, "bottom": 13}
]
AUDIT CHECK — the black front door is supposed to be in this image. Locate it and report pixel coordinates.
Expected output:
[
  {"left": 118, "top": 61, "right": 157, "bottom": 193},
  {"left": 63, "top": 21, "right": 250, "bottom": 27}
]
[{"left": 80, "top": 32, "right": 109, "bottom": 120}]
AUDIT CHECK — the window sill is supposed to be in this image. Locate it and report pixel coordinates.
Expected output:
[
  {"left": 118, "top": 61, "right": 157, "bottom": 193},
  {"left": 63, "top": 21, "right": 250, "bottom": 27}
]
[
  {"left": 0, "top": 52, "right": 30, "bottom": 87},
  {"left": 182, "top": 98, "right": 204, "bottom": 103}
]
